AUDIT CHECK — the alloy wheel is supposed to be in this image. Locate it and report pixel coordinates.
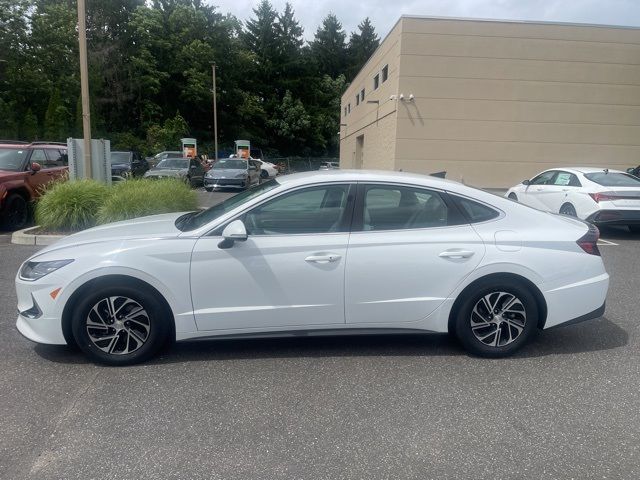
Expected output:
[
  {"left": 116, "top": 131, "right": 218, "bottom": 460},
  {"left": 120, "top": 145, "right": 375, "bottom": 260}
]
[
  {"left": 469, "top": 291, "right": 527, "bottom": 347},
  {"left": 85, "top": 296, "right": 151, "bottom": 355}
]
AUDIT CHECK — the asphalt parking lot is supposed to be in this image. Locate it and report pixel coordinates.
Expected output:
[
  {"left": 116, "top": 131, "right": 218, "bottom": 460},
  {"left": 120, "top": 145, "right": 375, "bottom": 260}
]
[{"left": 1, "top": 220, "right": 639, "bottom": 478}]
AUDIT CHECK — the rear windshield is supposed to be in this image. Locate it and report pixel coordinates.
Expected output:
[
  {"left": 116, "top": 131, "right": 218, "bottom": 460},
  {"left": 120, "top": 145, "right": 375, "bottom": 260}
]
[
  {"left": 0, "top": 148, "right": 28, "bottom": 171},
  {"left": 585, "top": 172, "right": 640, "bottom": 187}
]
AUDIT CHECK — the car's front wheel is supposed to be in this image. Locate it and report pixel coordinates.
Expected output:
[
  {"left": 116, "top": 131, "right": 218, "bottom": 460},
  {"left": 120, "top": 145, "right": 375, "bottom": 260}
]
[
  {"left": 71, "top": 284, "right": 170, "bottom": 365},
  {"left": 0, "top": 193, "right": 29, "bottom": 231},
  {"left": 454, "top": 280, "right": 538, "bottom": 358}
]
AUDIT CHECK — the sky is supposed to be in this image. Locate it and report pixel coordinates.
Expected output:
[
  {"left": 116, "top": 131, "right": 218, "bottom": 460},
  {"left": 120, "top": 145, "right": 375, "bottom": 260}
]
[{"left": 207, "top": 0, "right": 640, "bottom": 40}]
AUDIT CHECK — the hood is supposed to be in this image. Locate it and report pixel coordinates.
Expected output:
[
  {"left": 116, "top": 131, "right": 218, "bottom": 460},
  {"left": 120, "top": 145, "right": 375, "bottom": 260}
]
[
  {"left": 36, "top": 212, "right": 188, "bottom": 255},
  {"left": 207, "top": 168, "right": 245, "bottom": 177},
  {"left": 145, "top": 168, "right": 187, "bottom": 177}
]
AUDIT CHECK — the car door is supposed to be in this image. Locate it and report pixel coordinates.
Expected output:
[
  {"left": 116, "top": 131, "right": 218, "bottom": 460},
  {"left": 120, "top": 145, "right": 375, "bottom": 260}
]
[
  {"left": 248, "top": 160, "right": 260, "bottom": 185},
  {"left": 189, "top": 183, "right": 355, "bottom": 331},
  {"left": 189, "top": 159, "right": 204, "bottom": 185},
  {"left": 545, "top": 171, "right": 582, "bottom": 213},
  {"left": 25, "top": 148, "right": 55, "bottom": 193},
  {"left": 519, "top": 170, "right": 558, "bottom": 211},
  {"left": 345, "top": 183, "right": 485, "bottom": 325}
]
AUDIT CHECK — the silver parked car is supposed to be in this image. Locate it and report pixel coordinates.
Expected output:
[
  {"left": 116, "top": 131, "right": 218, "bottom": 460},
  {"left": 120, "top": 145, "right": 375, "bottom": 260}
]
[
  {"left": 204, "top": 158, "right": 260, "bottom": 191},
  {"left": 143, "top": 158, "right": 205, "bottom": 188}
]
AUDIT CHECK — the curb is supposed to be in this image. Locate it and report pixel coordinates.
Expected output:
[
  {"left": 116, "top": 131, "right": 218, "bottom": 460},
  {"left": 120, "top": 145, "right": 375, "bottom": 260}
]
[{"left": 11, "top": 226, "right": 66, "bottom": 246}]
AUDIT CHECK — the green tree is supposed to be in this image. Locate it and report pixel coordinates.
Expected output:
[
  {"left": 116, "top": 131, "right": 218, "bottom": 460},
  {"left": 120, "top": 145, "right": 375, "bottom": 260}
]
[
  {"left": 44, "top": 88, "right": 71, "bottom": 141},
  {"left": 310, "top": 13, "right": 347, "bottom": 79},
  {"left": 20, "top": 109, "right": 39, "bottom": 141},
  {"left": 347, "top": 18, "right": 380, "bottom": 80}
]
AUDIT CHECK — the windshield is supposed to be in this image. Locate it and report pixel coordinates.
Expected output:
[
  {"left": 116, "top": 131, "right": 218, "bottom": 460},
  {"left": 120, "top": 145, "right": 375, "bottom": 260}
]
[
  {"left": 0, "top": 148, "right": 28, "bottom": 171},
  {"left": 585, "top": 172, "right": 640, "bottom": 187},
  {"left": 176, "top": 179, "right": 280, "bottom": 231},
  {"left": 213, "top": 159, "right": 247, "bottom": 170},
  {"left": 157, "top": 158, "right": 188, "bottom": 169},
  {"left": 111, "top": 152, "right": 131, "bottom": 164}
]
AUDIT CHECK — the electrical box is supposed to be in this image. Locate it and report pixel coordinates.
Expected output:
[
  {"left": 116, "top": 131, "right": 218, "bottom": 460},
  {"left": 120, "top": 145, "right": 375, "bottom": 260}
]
[
  {"left": 234, "top": 139, "right": 250, "bottom": 159},
  {"left": 181, "top": 138, "right": 197, "bottom": 158}
]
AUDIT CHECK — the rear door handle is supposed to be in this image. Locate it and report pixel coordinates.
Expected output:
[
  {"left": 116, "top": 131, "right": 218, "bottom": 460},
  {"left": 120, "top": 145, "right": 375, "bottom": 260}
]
[
  {"left": 439, "top": 250, "right": 475, "bottom": 259},
  {"left": 305, "top": 254, "right": 341, "bottom": 264}
]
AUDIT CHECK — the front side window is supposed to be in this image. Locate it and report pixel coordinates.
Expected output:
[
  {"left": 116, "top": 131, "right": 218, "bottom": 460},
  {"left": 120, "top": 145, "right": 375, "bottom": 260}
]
[
  {"left": 44, "top": 149, "right": 67, "bottom": 167},
  {"left": 111, "top": 152, "right": 131, "bottom": 164},
  {"left": 244, "top": 184, "right": 351, "bottom": 235},
  {"left": 362, "top": 185, "right": 450, "bottom": 231},
  {"left": 30, "top": 149, "right": 47, "bottom": 164},
  {"left": 530, "top": 171, "right": 557, "bottom": 185}
]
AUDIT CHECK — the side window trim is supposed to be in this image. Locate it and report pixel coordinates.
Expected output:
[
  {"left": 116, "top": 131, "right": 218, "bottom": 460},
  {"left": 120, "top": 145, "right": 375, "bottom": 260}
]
[{"left": 207, "top": 182, "right": 357, "bottom": 237}]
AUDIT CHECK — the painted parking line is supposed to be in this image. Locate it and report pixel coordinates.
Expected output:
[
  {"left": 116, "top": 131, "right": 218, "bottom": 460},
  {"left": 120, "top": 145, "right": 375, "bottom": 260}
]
[{"left": 597, "top": 239, "right": 619, "bottom": 246}]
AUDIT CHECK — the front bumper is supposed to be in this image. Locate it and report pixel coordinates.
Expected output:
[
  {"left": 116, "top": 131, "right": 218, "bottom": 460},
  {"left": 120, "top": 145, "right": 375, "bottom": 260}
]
[
  {"left": 586, "top": 209, "right": 640, "bottom": 226},
  {"left": 15, "top": 274, "right": 67, "bottom": 345},
  {"left": 204, "top": 178, "right": 246, "bottom": 189}
]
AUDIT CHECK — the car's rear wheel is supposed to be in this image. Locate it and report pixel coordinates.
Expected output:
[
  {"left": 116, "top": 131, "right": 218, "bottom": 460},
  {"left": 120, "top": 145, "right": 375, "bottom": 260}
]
[
  {"left": 454, "top": 280, "right": 538, "bottom": 358},
  {"left": 205, "top": 187, "right": 213, "bottom": 192},
  {"left": 508, "top": 193, "right": 518, "bottom": 201},
  {"left": 560, "top": 203, "right": 577, "bottom": 217},
  {"left": 71, "top": 284, "right": 170, "bottom": 365},
  {"left": 629, "top": 225, "right": 640, "bottom": 233},
  {"left": 0, "top": 193, "right": 29, "bottom": 231}
]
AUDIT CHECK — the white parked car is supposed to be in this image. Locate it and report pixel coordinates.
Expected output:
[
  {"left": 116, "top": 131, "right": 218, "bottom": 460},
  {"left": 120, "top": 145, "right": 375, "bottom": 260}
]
[
  {"left": 506, "top": 167, "right": 640, "bottom": 232},
  {"left": 16, "top": 170, "right": 609, "bottom": 365},
  {"left": 252, "top": 158, "right": 278, "bottom": 179}
]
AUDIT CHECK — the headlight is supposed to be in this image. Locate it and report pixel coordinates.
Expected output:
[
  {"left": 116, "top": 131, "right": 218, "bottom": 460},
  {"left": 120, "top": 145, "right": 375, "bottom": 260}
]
[
  {"left": 235, "top": 172, "right": 247, "bottom": 178},
  {"left": 20, "top": 259, "right": 74, "bottom": 281}
]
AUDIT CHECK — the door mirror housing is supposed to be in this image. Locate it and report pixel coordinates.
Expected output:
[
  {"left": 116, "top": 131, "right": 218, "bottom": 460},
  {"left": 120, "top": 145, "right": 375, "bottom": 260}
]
[
  {"left": 522, "top": 179, "right": 530, "bottom": 186},
  {"left": 219, "top": 219, "right": 248, "bottom": 249},
  {"left": 30, "top": 162, "right": 42, "bottom": 173}
]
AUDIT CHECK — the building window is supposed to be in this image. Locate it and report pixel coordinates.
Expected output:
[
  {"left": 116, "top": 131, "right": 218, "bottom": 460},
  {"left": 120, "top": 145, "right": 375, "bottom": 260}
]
[
  {"left": 348, "top": 103, "right": 351, "bottom": 114},
  {"left": 373, "top": 74, "right": 379, "bottom": 90},
  {"left": 356, "top": 94, "right": 360, "bottom": 106},
  {"left": 361, "top": 88, "right": 365, "bottom": 101},
  {"left": 382, "top": 65, "right": 388, "bottom": 83},
  {"left": 344, "top": 106, "right": 347, "bottom": 117}
]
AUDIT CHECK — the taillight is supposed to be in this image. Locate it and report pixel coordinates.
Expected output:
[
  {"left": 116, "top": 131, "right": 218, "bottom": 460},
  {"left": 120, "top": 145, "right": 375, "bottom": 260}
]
[
  {"left": 576, "top": 224, "right": 601, "bottom": 256},
  {"left": 589, "top": 192, "right": 616, "bottom": 203}
]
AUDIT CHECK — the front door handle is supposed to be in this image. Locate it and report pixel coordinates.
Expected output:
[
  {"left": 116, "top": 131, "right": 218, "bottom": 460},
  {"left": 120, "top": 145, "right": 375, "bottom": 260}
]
[
  {"left": 439, "top": 250, "right": 475, "bottom": 259},
  {"left": 305, "top": 254, "right": 341, "bottom": 264}
]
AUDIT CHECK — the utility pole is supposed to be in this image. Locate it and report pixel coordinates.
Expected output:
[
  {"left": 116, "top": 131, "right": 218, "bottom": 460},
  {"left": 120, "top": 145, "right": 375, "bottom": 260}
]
[
  {"left": 211, "top": 63, "right": 218, "bottom": 162},
  {"left": 77, "top": 0, "right": 92, "bottom": 178}
]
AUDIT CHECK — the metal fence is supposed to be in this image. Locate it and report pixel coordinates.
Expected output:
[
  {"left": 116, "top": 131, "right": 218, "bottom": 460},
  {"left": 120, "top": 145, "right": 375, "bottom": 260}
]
[{"left": 267, "top": 157, "right": 339, "bottom": 175}]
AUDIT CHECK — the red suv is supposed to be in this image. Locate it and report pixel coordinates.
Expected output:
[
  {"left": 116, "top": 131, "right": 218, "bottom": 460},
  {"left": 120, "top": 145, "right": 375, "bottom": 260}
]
[{"left": 0, "top": 141, "right": 69, "bottom": 230}]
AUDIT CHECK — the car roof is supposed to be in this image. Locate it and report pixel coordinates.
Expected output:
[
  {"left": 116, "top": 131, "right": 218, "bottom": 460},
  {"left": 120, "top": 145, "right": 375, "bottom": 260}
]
[
  {"left": 543, "top": 166, "right": 626, "bottom": 175},
  {"left": 276, "top": 169, "right": 460, "bottom": 189},
  {"left": 0, "top": 141, "right": 66, "bottom": 149}
]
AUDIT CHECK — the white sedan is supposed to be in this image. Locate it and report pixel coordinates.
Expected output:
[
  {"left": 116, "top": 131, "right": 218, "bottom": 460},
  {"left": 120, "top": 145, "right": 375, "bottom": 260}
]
[
  {"left": 506, "top": 167, "right": 640, "bottom": 232},
  {"left": 16, "top": 170, "right": 609, "bottom": 365},
  {"left": 252, "top": 158, "right": 279, "bottom": 179}
]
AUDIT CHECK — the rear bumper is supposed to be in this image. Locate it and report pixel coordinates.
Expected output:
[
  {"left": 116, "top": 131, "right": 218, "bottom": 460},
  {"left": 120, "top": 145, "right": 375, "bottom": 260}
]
[
  {"left": 586, "top": 209, "right": 640, "bottom": 225},
  {"left": 546, "top": 302, "right": 605, "bottom": 330}
]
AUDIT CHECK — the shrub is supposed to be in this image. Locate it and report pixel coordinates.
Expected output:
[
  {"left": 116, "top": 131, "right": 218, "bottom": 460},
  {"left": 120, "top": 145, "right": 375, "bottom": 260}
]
[
  {"left": 97, "top": 178, "right": 197, "bottom": 224},
  {"left": 35, "top": 179, "right": 110, "bottom": 232}
]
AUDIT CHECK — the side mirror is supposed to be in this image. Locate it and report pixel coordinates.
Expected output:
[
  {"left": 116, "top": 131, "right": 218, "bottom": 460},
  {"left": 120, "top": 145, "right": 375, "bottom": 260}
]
[
  {"left": 218, "top": 219, "right": 248, "bottom": 249},
  {"left": 31, "top": 162, "right": 42, "bottom": 173},
  {"left": 522, "top": 179, "right": 530, "bottom": 186}
]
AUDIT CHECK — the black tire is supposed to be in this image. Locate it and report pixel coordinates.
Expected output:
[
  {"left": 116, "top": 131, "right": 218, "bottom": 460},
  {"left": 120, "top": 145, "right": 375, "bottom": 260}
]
[
  {"left": 560, "top": 203, "right": 577, "bottom": 217},
  {"left": 71, "top": 283, "right": 171, "bottom": 366},
  {"left": 629, "top": 225, "right": 640, "bottom": 233},
  {"left": 0, "top": 193, "right": 29, "bottom": 231},
  {"left": 205, "top": 187, "right": 213, "bottom": 192},
  {"left": 508, "top": 193, "right": 518, "bottom": 201},
  {"left": 260, "top": 169, "right": 268, "bottom": 179},
  {"left": 454, "top": 279, "right": 538, "bottom": 358}
]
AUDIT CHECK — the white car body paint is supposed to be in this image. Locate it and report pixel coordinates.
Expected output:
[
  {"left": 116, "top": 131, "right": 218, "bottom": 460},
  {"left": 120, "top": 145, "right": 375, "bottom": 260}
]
[
  {"left": 16, "top": 170, "right": 608, "bottom": 346},
  {"left": 506, "top": 167, "right": 640, "bottom": 225}
]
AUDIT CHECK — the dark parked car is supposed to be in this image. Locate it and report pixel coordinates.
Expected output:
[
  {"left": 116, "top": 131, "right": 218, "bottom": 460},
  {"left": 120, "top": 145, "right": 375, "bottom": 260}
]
[
  {"left": 111, "top": 151, "right": 148, "bottom": 178},
  {"left": 203, "top": 158, "right": 260, "bottom": 191},
  {"left": 628, "top": 165, "right": 640, "bottom": 178},
  {"left": 143, "top": 157, "right": 205, "bottom": 187},
  {"left": 0, "top": 141, "right": 68, "bottom": 230}
]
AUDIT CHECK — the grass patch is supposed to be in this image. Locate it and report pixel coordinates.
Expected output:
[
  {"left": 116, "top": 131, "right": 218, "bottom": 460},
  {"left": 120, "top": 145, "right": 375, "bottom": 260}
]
[
  {"left": 35, "top": 179, "right": 110, "bottom": 232},
  {"left": 96, "top": 178, "right": 197, "bottom": 224}
]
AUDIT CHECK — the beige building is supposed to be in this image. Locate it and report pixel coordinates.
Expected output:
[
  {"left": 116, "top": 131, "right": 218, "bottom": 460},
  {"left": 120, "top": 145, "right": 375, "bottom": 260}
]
[{"left": 339, "top": 16, "right": 640, "bottom": 188}]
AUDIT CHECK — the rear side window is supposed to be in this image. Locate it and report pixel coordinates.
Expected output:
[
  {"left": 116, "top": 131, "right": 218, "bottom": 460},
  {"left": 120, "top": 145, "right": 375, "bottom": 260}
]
[
  {"left": 585, "top": 172, "right": 640, "bottom": 187},
  {"left": 362, "top": 185, "right": 450, "bottom": 231},
  {"left": 452, "top": 196, "right": 500, "bottom": 223}
]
